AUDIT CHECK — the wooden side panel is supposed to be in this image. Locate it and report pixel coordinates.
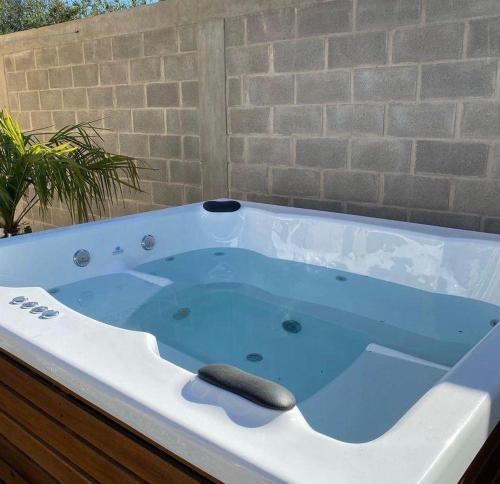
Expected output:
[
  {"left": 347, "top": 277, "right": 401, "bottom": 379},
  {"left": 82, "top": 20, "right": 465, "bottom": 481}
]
[{"left": 0, "top": 349, "right": 214, "bottom": 483}]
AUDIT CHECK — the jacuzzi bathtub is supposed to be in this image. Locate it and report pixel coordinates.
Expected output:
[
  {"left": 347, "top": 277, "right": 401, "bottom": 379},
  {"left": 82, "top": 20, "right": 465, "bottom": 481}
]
[{"left": 0, "top": 201, "right": 499, "bottom": 483}]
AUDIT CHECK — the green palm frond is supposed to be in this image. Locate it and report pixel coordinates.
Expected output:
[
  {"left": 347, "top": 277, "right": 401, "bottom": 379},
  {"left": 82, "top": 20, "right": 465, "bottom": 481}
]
[{"left": 0, "top": 110, "right": 142, "bottom": 236}]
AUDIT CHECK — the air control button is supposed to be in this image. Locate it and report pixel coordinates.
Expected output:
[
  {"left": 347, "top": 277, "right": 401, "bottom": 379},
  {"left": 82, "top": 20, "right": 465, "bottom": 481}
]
[
  {"left": 21, "top": 301, "right": 39, "bottom": 309},
  {"left": 30, "top": 306, "right": 48, "bottom": 314},
  {"left": 41, "top": 309, "right": 60, "bottom": 319},
  {"left": 11, "top": 296, "right": 27, "bottom": 305}
]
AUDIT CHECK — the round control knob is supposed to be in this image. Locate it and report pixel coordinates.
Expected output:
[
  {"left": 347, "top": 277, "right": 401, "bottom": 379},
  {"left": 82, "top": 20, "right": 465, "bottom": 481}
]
[
  {"left": 21, "top": 301, "right": 39, "bottom": 309},
  {"left": 41, "top": 309, "right": 60, "bottom": 319},
  {"left": 30, "top": 306, "right": 48, "bottom": 314},
  {"left": 10, "top": 296, "right": 27, "bottom": 305}
]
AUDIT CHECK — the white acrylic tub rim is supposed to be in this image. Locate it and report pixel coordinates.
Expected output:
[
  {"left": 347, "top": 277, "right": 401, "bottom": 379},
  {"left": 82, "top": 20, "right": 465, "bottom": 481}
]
[{"left": 0, "top": 201, "right": 499, "bottom": 484}]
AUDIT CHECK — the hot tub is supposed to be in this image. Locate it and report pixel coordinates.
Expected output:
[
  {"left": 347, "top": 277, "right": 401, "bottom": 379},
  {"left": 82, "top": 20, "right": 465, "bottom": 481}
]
[{"left": 0, "top": 201, "right": 499, "bottom": 483}]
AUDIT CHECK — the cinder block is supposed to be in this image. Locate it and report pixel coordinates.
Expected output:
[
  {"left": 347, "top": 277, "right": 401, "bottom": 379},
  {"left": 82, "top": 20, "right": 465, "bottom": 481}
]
[
  {"left": 181, "top": 81, "right": 199, "bottom": 107},
  {"left": 83, "top": 38, "right": 112, "bottom": 63},
  {"left": 326, "top": 104, "right": 384, "bottom": 136},
  {"left": 8, "top": 93, "right": 19, "bottom": 111},
  {"left": 99, "top": 61, "right": 128, "bottom": 85},
  {"left": 229, "top": 107, "right": 270, "bottom": 134},
  {"left": 76, "top": 110, "right": 103, "bottom": 126},
  {"left": 297, "top": 1, "right": 352, "bottom": 37},
  {"left": 112, "top": 34, "right": 143, "bottom": 59},
  {"left": 354, "top": 66, "right": 417, "bottom": 101},
  {"left": 31, "top": 111, "right": 52, "bottom": 130},
  {"left": 48, "top": 67, "right": 72, "bottom": 88},
  {"left": 58, "top": 43, "right": 84, "bottom": 65},
  {"left": 144, "top": 27, "right": 177, "bottom": 56},
  {"left": 426, "top": 0, "right": 500, "bottom": 22},
  {"left": 346, "top": 203, "right": 407, "bottom": 221},
  {"left": 467, "top": 17, "right": 500, "bottom": 58},
  {"left": 183, "top": 136, "right": 200, "bottom": 160},
  {"left": 351, "top": 139, "right": 411, "bottom": 172},
  {"left": 247, "top": 9, "right": 295, "bottom": 43},
  {"left": 328, "top": 32, "right": 387, "bottom": 68},
  {"left": 248, "top": 75, "right": 294, "bottom": 105},
  {"left": 231, "top": 164, "right": 268, "bottom": 193},
  {"left": 4, "top": 56, "right": 14, "bottom": 72},
  {"left": 39, "top": 90, "right": 62, "bottom": 110},
  {"left": 14, "top": 50, "right": 35, "bottom": 70},
  {"left": 164, "top": 53, "right": 198, "bottom": 80},
  {"left": 228, "top": 78, "right": 241, "bottom": 106},
  {"left": 133, "top": 109, "right": 165, "bottom": 133},
  {"left": 19, "top": 91, "right": 40, "bottom": 111},
  {"left": 324, "top": 171, "right": 379, "bottom": 202},
  {"left": 229, "top": 136, "right": 245, "bottom": 162},
  {"left": 416, "top": 140, "right": 489, "bottom": 176},
  {"left": 273, "top": 106, "right": 322, "bottom": 135},
  {"left": 119, "top": 133, "right": 149, "bottom": 158},
  {"left": 293, "top": 198, "right": 343, "bottom": 213},
  {"left": 225, "top": 17, "right": 244, "bottom": 47},
  {"left": 53, "top": 111, "right": 76, "bottom": 129},
  {"left": 296, "top": 138, "right": 347, "bottom": 169},
  {"left": 387, "top": 103, "right": 455, "bottom": 138},
  {"left": 462, "top": 102, "right": 500, "bottom": 139},
  {"left": 247, "top": 137, "right": 291, "bottom": 165},
  {"left": 62, "top": 88, "right": 88, "bottom": 109},
  {"left": 409, "top": 210, "right": 480, "bottom": 231},
  {"left": 421, "top": 61, "right": 496, "bottom": 99},
  {"left": 140, "top": 159, "right": 167, "bottom": 181},
  {"left": 274, "top": 39, "right": 325, "bottom": 72},
  {"left": 484, "top": 217, "right": 500, "bottom": 234},
  {"left": 115, "top": 85, "right": 145, "bottom": 108},
  {"left": 166, "top": 109, "right": 199, "bottom": 134},
  {"left": 130, "top": 57, "right": 162, "bottom": 83},
  {"left": 103, "top": 109, "right": 131, "bottom": 132},
  {"left": 393, "top": 24, "right": 463, "bottom": 63},
  {"left": 88, "top": 87, "right": 113, "bottom": 108},
  {"left": 149, "top": 135, "right": 181, "bottom": 158},
  {"left": 6, "top": 72, "right": 27, "bottom": 91},
  {"left": 272, "top": 168, "right": 320, "bottom": 197},
  {"left": 35, "top": 47, "right": 57, "bottom": 68},
  {"left": 296, "top": 71, "right": 350, "bottom": 104},
  {"left": 383, "top": 174, "right": 450, "bottom": 209},
  {"left": 170, "top": 160, "right": 201, "bottom": 184},
  {"left": 178, "top": 25, "right": 197, "bottom": 52},
  {"left": 226, "top": 45, "right": 269, "bottom": 75},
  {"left": 26, "top": 70, "right": 49, "bottom": 90},
  {"left": 454, "top": 179, "right": 500, "bottom": 215},
  {"left": 185, "top": 186, "right": 202, "bottom": 203},
  {"left": 72, "top": 64, "right": 99, "bottom": 87},
  {"left": 357, "top": 0, "right": 421, "bottom": 30},
  {"left": 247, "top": 193, "right": 290, "bottom": 206},
  {"left": 146, "top": 82, "right": 179, "bottom": 107},
  {"left": 152, "top": 183, "right": 184, "bottom": 206}
]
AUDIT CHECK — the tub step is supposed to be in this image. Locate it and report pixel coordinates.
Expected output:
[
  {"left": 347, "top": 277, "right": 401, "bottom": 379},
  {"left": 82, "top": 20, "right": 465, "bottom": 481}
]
[{"left": 299, "top": 344, "right": 448, "bottom": 443}]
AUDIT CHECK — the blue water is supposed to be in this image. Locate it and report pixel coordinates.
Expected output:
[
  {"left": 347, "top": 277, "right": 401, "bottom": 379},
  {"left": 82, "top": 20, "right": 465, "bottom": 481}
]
[{"left": 51, "top": 248, "right": 499, "bottom": 402}]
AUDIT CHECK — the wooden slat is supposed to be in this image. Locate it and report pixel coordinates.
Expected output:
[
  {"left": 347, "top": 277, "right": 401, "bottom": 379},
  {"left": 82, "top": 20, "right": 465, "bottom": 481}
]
[
  {"left": 0, "top": 411, "right": 91, "bottom": 483},
  {"left": 0, "top": 351, "right": 212, "bottom": 482},
  {"left": 0, "top": 457, "right": 28, "bottom": 484},
  {"left": 0, "top": 436, "right": 56, "bottom": 484},
  {"left": 460, "top": 421, "right": 500, "bottom": 483},
  {"left": 0, "top": 382, "right": 141, "bottom": 483}
]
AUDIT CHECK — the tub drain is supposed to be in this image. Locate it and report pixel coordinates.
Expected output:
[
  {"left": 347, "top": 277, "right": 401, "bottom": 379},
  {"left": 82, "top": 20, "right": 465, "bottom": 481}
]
[
  {"left": 246, "top": 353, "right": 263, "bottom": 362},
  {"left": 214, "top": 251, "right": 225, "bottom": 256},
  {"left": 336, "top": 275, "right": 347, "bottom": 282},
  {"left": 48, "top": 287, "right": 60, "bottom": 294},
  {"left": 282, "top": 320, "right": 302, "bottom": 334},
  {"left": 173, "top": 307, "right": 190, "bottom": 320},
  {"left": 491, "top": 319, "right": 499, "bottom": 327}
]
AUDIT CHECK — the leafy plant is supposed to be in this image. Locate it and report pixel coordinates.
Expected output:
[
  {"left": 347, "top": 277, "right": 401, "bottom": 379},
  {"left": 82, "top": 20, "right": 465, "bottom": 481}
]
[{"left": 0, "top": 110, "right": 142, "bottom": 237}]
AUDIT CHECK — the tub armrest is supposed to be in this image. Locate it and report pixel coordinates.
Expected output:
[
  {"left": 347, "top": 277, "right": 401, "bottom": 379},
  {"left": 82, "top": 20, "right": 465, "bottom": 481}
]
[{"left": 198, "top": 364, "right": 296, "bottom": 411}]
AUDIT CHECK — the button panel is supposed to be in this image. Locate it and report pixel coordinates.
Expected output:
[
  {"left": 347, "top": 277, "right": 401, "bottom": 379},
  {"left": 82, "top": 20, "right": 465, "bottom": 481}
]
[{"left": 9, "top": 297, "right": 60, "bottom": 319}]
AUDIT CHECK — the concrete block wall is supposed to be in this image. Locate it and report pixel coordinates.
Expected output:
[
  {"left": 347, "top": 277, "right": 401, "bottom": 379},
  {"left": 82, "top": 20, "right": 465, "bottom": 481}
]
[
  {"left": 1, "top": 0, "right": 500, "bottom": 233},
  {"left": 2, "top": 22, "right": 202, "bottom": 230},
  {"left": 226, "top": 0, "right": 500, "bottom": 232}
]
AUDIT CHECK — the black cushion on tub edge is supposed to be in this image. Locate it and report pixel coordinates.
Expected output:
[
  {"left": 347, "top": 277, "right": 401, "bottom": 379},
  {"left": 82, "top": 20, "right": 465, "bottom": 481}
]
[
  {"left": 198, "top": 364, "right": 296, "bottom": 411},
  {"left": 203, "top": 200, "right": 241, "bottom": 212}
]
